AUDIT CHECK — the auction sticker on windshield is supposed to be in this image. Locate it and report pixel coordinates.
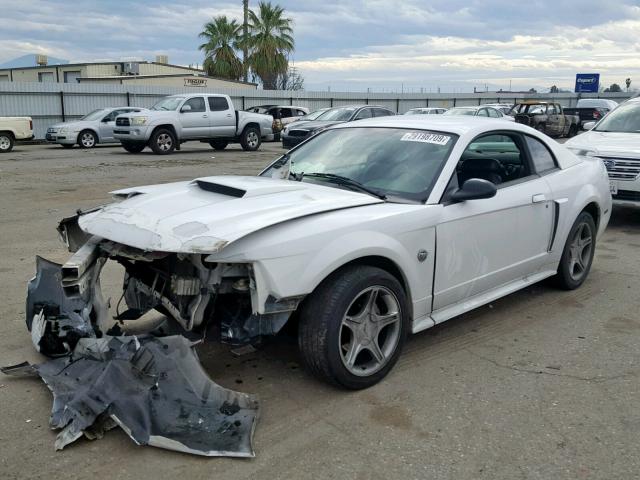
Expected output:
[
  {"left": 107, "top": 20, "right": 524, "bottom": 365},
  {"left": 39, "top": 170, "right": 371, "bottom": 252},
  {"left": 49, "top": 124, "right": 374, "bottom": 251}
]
[{"left": 400, "top": 132, "right": 451, "bottom": 145}]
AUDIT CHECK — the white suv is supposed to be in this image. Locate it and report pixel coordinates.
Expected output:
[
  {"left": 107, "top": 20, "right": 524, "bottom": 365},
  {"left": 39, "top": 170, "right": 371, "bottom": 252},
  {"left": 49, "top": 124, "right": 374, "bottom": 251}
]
[{"left": 566, "top": 98, "right": 640, "bottom": 207}]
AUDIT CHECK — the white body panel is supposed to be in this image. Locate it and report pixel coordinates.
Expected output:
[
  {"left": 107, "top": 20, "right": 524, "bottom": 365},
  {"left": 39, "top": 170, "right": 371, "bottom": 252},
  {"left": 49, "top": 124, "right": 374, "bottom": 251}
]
[
  {"left": 0, "top": 116, "right": 33, "bottom": 140},
  {"left": 78, "top": 116, "right": 612, "bottom": 331}
]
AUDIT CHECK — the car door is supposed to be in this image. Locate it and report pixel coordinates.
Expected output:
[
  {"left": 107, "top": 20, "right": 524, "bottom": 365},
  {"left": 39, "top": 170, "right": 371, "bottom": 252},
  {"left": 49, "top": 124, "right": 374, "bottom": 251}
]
[
  {"left": 432, "top": 131, "right": 555, "bottom": 316},
  {"left": 97, "top": 109, "right": 121, "bottom": 143},
  {"left": 207, "top": 96, "right": 236, "bottom": 136},
  {"left": 546, "top": 104, "right": 563, "bottom": 136},
  {"left": 179, "top": 97, "right": 209, "bottom": 138}
]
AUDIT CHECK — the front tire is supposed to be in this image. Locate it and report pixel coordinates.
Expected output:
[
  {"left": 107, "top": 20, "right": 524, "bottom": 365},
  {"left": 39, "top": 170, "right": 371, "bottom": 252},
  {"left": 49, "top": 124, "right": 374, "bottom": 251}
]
[
  {"left": 149, "top": 128, "right": 176, "bottom": 155},
  {"left": 298, "top": 265, "right": 409, "bottom": 389},
  {"left": 78, "top": 130, "right": 97, "bottom": 148},
  {"left": 240, "top": 126, "right": 261, "bottom": 151},
  {"left": 122, "top": 142, "right": 146, "bottom": 153},
  {"left": 209, "top": 139, "right": 228, "bottom": 151},
  {"left": 0, "top": 133, "right": 14, "bottom": 152},
  {"left": 552, "top": 211, "right": 596, "bottom": 290}
]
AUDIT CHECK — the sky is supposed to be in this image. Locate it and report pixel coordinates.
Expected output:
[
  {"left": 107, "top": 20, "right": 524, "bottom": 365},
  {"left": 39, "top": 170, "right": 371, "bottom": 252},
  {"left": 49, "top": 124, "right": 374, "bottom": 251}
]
[{"left": 0, "top": 0, "right": 638, "bottom": 92}]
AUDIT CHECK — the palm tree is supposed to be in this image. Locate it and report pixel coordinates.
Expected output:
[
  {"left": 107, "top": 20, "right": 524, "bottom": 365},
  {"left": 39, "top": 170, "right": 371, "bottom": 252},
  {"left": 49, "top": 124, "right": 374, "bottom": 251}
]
[
  {"left": 244, "top": 2, "right": 294, "bottom": 89},
  {"left": 199, "top": 16, "right": 243, "bottom": 80}
]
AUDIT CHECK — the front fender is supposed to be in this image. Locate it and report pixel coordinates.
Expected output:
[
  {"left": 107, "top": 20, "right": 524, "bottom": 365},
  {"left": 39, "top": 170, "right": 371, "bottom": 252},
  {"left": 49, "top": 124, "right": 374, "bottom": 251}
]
[{"left": 251, "top": 227, "right": 435, "bottom": 321}]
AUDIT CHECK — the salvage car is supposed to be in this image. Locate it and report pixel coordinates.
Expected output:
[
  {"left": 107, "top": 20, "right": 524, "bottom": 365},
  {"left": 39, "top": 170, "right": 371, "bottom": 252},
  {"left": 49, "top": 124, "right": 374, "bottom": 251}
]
[
  {"left": 0, "top": 116, "right": 33, "bottom": 152},
  {"left": 113, "top": 94, "right": 273, "bottom": 154},
  {"left": 511, "top": 101, "right": 580, "bottom": 137},
  {"left": 443, "top": 106, "right": 514, "bottom": 121},
  {"left": 282, "top": 105, "right": 395, "bottom": 148},
  {"left": 46, "top": 107, "right": 147, "bottom": 149},
  {"left": 565, "top": 97, "right": 640, "bottom": 207},
  {"left": 30, "top": 116, "right": 610, "bottom": 390}
]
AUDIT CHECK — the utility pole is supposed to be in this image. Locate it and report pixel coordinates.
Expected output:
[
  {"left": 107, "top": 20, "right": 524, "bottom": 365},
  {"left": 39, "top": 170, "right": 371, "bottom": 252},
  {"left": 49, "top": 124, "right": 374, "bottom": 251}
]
[{"left": 243, "top": 0, "right": 249, "bottom": 82}]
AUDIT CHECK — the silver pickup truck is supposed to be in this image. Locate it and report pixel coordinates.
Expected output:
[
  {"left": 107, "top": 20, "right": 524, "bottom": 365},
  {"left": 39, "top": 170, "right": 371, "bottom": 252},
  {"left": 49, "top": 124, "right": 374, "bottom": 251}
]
[{"left": 113, "top": 94, "right": 274, "bottom": 154}]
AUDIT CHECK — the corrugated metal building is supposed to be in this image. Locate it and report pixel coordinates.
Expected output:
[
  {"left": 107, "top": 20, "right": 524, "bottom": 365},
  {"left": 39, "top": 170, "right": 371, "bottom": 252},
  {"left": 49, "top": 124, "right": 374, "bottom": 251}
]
[{"left": 0, "top": 57, "right": 256, "bottom": 89}]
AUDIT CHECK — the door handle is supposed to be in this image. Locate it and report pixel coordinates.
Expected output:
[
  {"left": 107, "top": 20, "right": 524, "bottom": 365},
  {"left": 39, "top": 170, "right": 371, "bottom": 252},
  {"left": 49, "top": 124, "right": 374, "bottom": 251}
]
[
  {"left": 532, "top": 194, "right": 546, "bottom": 203},
  {"left": 226, "top": 114, "right": 233, "bottom": 117},
  {"left": 202, "top": 115, "right": 208, "bottom": 118}
]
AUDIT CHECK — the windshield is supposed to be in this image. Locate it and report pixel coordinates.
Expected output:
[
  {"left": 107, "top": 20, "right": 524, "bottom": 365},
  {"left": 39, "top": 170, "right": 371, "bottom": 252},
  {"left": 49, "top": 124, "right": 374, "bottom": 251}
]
[
  {"left": 81, "top": 109, "right": 107, "bottom": 121},
  {"left": 315, "top": 107, "right": 356, "bottom": 121},
  {"left": 303, "top": 109, "right": 328, "bottom": 120},
  {"left": 444, "top": 108, "right": 476, "bottom": 116},
  {"left": 594, "top": 102, "right": 640, "bottom": 133},
  {"left": 262, "top": 127, "right": 457, "bottom": 202},
  {"left": 151, "top": 97, "right": 185, "bottom": 111}
]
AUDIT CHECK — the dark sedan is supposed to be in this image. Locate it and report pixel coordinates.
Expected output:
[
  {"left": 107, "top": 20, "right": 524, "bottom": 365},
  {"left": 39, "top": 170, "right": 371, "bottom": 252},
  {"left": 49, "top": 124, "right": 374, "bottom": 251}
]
[{"left": 282, "top": 105, "right": 395, "bottom": 148}]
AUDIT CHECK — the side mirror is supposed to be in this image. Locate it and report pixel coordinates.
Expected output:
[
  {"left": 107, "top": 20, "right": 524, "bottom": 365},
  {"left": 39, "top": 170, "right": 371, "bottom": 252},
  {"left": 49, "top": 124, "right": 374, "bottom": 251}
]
[
  {"left": 102, "top": 117, "right": 111, "bottom": 123},
  {"left": 583, "top": 121, "right": 596, "bottom": 130},
  {"left": 450, "top": 178, "right": 497, "bottom": 202},
  {"left": 180, "top": 104, "right": 192, "bottom": 113}
]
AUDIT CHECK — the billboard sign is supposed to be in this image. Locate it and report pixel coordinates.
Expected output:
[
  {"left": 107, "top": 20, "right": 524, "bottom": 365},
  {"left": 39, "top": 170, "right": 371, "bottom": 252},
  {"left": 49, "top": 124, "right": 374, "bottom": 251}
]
[{"left": 575, "top": 73, "right": 600, "bottom": 93}]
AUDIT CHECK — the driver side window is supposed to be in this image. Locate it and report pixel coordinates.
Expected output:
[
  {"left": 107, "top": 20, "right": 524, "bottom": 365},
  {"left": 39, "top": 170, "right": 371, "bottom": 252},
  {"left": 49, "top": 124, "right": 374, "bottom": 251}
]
[
  {"left": 444, "top": 133, "right": 532, "bottom": 199},
  {"left": 183, "top": 97, "right": 206, "bottom": 113}
]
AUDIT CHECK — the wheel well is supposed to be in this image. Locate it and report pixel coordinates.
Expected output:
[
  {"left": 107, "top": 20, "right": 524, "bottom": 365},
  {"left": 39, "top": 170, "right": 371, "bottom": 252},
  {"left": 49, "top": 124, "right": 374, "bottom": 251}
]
[
  {"left": 582, "top": 202, "right": 600, "bottom": 230},
  {"left": 0, "top": 130, "right": 15, "bottom": 139},
  {"left": 243, "top": 122, "right": 260, "bottom": 134},
  {"left": 339, "top": 256, "right": 410, "bottom": 299},
  {"left": 152, "top": 124, "right": 177, "bottom": 138},
  {"left": 78, "top": 129, "right": 98, "bottom": 142}
]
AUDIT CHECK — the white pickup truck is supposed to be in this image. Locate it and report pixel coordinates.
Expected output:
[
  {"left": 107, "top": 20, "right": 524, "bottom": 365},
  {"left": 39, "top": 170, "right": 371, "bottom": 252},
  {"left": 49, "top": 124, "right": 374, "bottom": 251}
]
[
  {"left": 113, "top": 94, "right": 274, "bottom": 154},
  {"left": 0, "top": 117, "right": 34, "bottom": 152}
]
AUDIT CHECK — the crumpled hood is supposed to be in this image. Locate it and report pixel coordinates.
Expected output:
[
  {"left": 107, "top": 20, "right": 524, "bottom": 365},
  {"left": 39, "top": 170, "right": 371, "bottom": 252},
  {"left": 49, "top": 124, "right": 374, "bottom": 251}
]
[
  {"left": 78, "top": 175, "right": 383, "bottom": 253},
  {"left": 566, "top": 131, "right": 640, "bottom": 157}
]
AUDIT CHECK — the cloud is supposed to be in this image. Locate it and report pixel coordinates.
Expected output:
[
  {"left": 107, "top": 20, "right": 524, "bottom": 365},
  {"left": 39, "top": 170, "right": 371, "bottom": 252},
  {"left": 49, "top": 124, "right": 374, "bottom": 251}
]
[{"left": 0, "top": 0, "right": 638, "bottom": 91}]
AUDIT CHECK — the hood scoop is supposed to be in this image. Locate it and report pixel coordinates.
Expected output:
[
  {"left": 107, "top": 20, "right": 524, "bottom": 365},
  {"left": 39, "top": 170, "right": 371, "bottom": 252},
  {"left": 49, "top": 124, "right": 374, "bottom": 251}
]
[
  {"left": 192, "top": 176, "right": 307, "bottom": 198},
  {"left": 195, "top": 180, "right": 246, "bottom": 198}
]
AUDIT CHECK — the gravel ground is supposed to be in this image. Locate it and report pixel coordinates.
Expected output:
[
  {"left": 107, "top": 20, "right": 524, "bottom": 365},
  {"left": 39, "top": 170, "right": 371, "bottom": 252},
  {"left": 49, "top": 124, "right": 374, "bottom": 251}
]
[{"left": 0, "top": 141, "right": 638, "bottom": 480}]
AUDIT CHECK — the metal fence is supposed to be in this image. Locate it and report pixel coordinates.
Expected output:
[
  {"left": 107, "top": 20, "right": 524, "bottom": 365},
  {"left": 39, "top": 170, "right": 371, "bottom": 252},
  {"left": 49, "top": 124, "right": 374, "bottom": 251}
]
[{"left": 0, "top": 81, "right": 633, "bottom": 139}]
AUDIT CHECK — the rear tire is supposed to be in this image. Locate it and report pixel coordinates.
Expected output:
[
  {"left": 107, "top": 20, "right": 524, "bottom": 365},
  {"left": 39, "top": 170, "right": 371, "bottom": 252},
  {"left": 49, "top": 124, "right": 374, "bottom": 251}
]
[
  {"left": 240, "top": 126, "right": 261, "bottom": 151},
  {"left": 552, "top": 211, "right": 596, "bottom": 290},
  {"left": 122, "top": 142, "right": 146, "bottom": 153},
  {"left": 78, "top": 130, "right": 97, "bottom": 148},
  {"left": 298, "top": 265, "right": 409, "bottom": 389},
  {"left": 149, "top": 128, "right": 176, "bottom": 155},
  {"left": 0, "top": 133, "right": 15, "bottom": 152},
  {"left": 209, "top": 139, "right": 228, "bottom": 151}
]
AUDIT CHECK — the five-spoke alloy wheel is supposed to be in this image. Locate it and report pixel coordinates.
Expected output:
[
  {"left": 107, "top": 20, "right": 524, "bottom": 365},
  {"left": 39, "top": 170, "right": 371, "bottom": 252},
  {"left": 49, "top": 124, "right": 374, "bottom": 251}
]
[
  {"left": 299, "top": 265, "right": 409, "bottom": 389},
  {"left": 78, "top": 130, "right": 97, "bottom": 148},
  {"left": 553, "top": 211, "right": 596, "bottom": 290}
]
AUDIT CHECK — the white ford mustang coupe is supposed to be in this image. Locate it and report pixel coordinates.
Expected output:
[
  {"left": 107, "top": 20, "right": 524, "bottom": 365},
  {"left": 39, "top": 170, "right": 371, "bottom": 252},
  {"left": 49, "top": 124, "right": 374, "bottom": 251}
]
[{"left": 32, "top": 116, "right": 611, "bottom": 389}]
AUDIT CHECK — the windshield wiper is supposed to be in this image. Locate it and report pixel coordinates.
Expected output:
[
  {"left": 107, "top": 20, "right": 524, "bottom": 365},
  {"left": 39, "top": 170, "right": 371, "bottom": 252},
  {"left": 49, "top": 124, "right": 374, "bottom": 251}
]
[{"left": 301, "top": 172, "right": 387, "bottom": 200}]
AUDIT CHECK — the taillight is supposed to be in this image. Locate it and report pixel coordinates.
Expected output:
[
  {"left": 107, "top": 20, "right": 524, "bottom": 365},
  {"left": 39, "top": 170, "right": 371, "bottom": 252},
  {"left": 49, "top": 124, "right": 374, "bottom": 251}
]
[{"left": 30, "top": 119, "right": 33, "bottom": 130}]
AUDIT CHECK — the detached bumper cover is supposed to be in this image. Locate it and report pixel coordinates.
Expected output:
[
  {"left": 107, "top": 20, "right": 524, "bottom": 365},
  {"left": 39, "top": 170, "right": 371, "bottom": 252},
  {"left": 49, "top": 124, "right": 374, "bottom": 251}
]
[{"left": 2, "top": 335, "right": 259, "bottom": 457}]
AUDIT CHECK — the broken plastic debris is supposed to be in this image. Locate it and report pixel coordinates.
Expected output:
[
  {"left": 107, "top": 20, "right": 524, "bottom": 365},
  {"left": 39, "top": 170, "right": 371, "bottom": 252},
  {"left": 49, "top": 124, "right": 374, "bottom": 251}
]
[{"left": 2, "top": 335, "right": 259, "bottom": 457}]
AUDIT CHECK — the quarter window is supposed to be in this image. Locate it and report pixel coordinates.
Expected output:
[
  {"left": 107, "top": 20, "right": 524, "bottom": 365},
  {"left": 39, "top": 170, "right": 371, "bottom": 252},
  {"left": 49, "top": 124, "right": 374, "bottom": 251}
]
[
  {"left": 208, "top": 96, "right": 229, "bottom": 111},
  {"left": 184, "top": 97, "right": 206, "bottom": 112},
  {"left": 525, "top": 136, "right": 557, "bottom": 172},
  {"left": 354, "top": 108, "right": 373, "bottom": 120}
]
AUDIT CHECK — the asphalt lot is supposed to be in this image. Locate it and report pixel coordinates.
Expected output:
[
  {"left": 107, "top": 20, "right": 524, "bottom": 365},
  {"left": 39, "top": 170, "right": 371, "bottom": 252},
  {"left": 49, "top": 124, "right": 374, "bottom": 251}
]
[{"left": 0, "top": 140, "right": 638, "bottom": 480}]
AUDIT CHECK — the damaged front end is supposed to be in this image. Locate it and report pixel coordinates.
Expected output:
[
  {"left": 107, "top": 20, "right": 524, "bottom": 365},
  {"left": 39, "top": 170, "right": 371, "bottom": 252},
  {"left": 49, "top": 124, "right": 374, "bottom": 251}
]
[{"left": 26, "top": 213, "right": 302, "bottom": 358}]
